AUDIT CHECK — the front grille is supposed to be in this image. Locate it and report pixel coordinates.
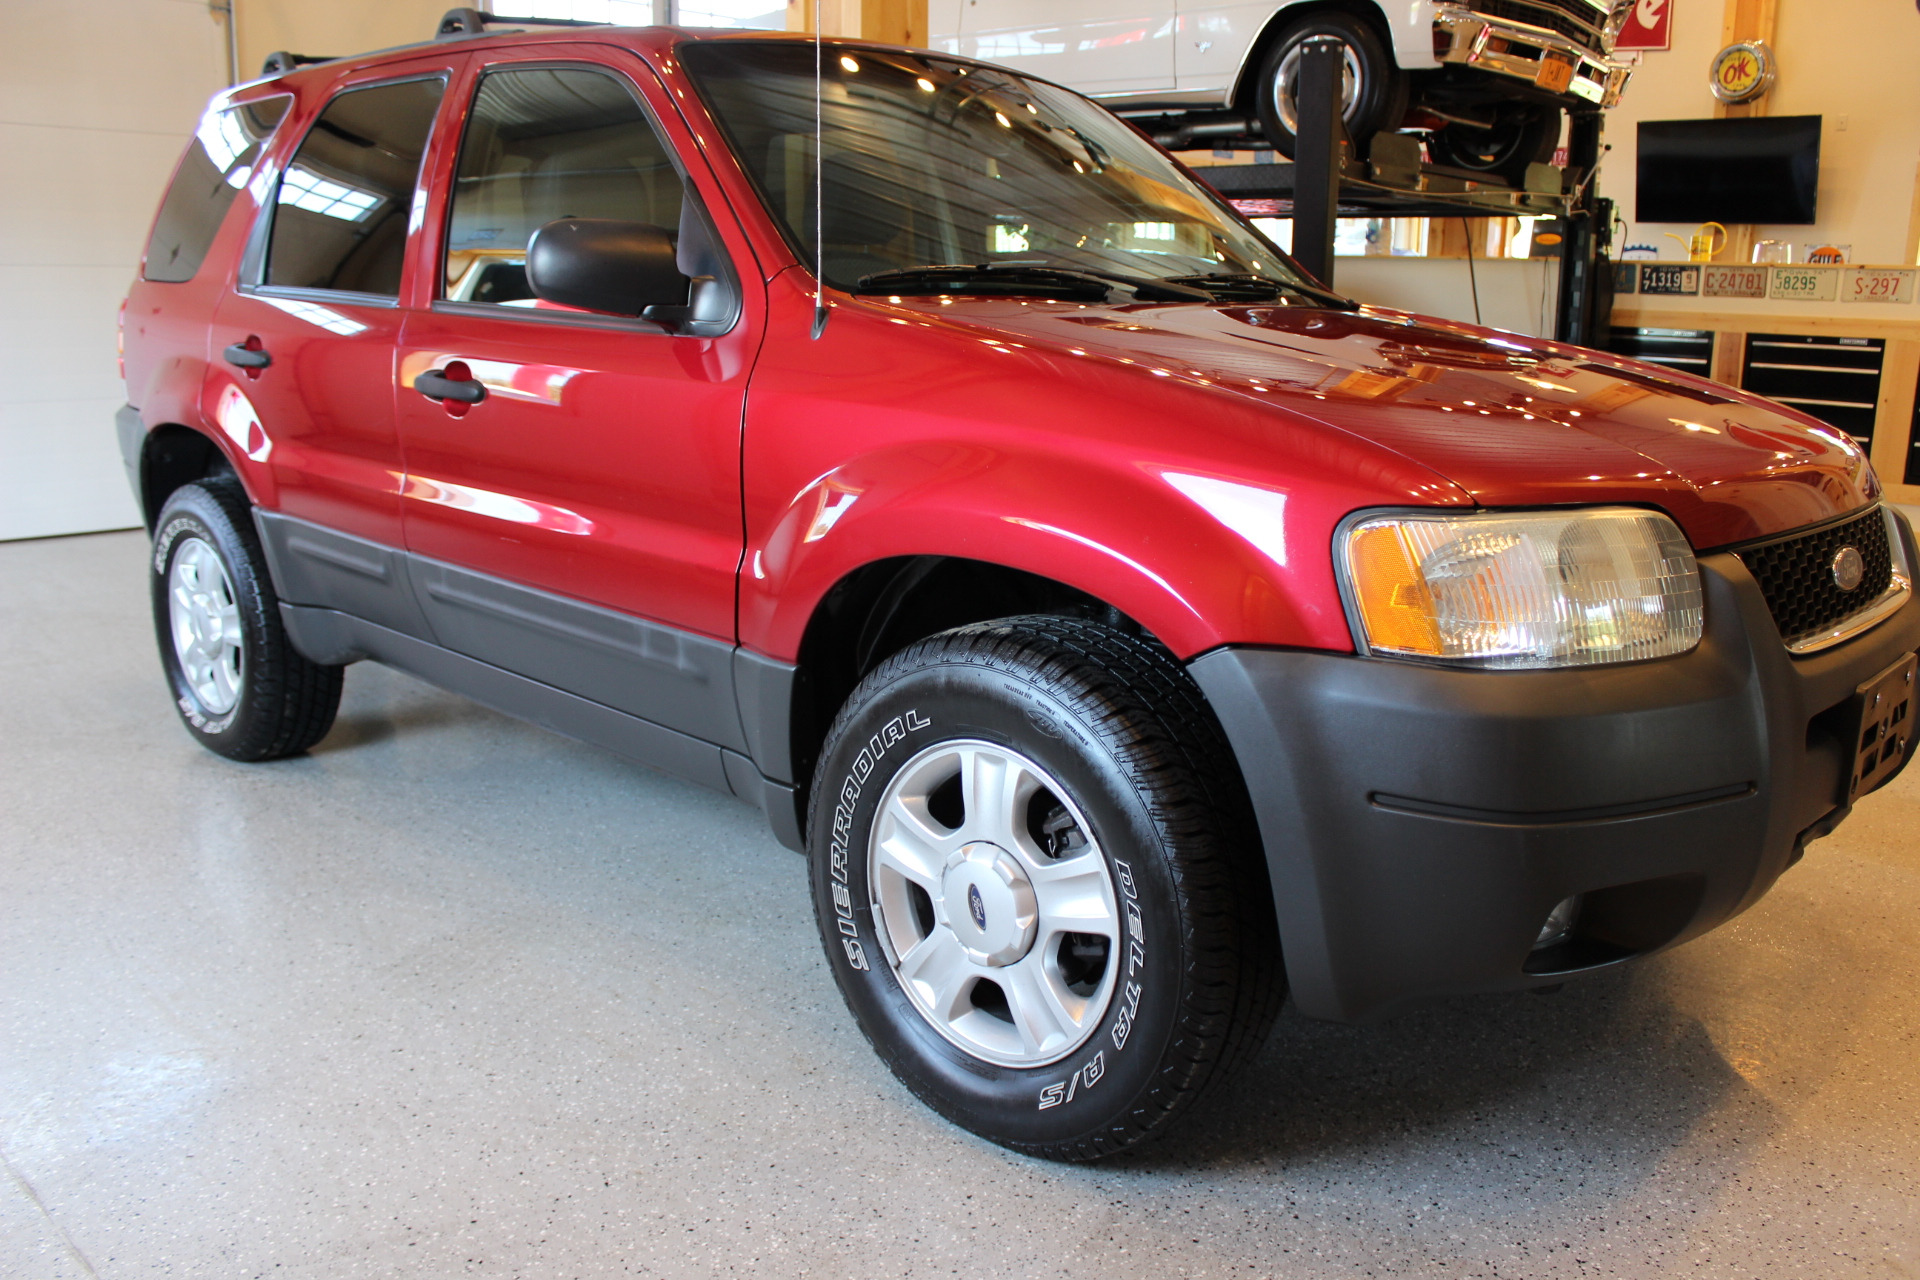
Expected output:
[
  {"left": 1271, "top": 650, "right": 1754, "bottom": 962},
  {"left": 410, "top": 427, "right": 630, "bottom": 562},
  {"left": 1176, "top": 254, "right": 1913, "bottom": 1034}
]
[
  {"left": 1735, "top": 508, "right": 1896, "bottom": 650},
  {"left": 1471, "top": 0, "right": 1609, "bottom": 54}
]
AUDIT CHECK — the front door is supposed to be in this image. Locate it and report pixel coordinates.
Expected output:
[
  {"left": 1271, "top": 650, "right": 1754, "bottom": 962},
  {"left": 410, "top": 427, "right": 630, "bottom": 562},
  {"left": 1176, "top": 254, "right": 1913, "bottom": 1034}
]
[{"left": 394, "top": 50, "right": 757, "bottom": 743}]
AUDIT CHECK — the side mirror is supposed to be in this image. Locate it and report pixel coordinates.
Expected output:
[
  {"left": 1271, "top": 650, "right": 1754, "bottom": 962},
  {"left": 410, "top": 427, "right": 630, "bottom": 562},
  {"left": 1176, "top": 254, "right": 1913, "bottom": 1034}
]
[{"left": 525, "top": 218, "right": 687, "bottom": 317}]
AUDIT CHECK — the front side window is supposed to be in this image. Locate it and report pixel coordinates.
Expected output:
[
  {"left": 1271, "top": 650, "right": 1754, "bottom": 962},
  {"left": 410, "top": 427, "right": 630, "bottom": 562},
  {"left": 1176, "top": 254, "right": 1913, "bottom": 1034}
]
[
  {"left": 680, "top": 42, "right": 1317, "bottom": 298},
  {"left": 265, "top": 77, "right": 445, "bottom": 296},
  {"left": 444, "top": 66, "right": 690, "bottom": 307},
  {"left": 144, "top": 97, "right": 289, "bottom": 283}
]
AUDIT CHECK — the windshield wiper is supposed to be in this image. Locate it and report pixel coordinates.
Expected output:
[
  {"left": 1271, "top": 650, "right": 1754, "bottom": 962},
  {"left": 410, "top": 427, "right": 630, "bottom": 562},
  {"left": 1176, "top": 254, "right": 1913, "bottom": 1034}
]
[
  {"left": 1158, "top": 272, "right": 1358, "bottom": 310},
  {"left": 853, "top": 262, "right": 1213, "bottom": 303}
]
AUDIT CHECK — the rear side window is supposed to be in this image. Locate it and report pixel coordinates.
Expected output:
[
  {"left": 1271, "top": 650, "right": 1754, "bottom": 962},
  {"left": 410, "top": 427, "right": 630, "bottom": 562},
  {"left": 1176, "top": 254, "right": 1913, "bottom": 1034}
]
[
  {"left": 144, "top": 97, "right": 289, "bottom": 283},
  {"left": 443, "top": 66, "right": 689, "bottom": 306},
  {"left": 265, "top": 77, "right": 445, "bottom": 297}
]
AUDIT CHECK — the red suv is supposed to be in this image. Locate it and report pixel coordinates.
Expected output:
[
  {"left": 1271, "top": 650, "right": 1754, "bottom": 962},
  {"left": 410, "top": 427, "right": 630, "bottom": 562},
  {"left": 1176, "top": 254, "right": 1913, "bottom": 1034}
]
[{"left": 120, "top": 13, "right": 1918, "bottom": 1160}]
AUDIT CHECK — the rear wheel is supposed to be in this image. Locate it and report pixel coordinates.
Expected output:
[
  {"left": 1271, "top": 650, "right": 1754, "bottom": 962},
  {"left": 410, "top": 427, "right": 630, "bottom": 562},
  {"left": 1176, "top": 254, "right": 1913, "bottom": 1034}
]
[
  {"left": 150, "top": 479, "right": 343, "bottom": 760},
  {"left": 1251, "top": 13, "right": 1407, "bottom": 160},
  {"left": 808, "top": 616, "right": 1282, "bottom": 1160}
]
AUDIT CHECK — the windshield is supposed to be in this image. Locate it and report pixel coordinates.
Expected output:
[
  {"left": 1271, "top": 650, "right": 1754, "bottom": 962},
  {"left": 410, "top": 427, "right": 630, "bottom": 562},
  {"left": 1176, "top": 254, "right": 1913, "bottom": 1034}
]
[{"left": 679, "top": 41, "right": 1320, "bottom": 299}]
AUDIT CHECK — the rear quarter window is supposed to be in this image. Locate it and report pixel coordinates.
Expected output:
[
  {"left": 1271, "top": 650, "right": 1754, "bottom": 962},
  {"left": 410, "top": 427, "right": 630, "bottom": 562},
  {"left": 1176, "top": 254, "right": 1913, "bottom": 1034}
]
[
  {"left": 144, "top": 97, "right": 290, "bottom": 283},
  {"left": 264, "top": 77, "right": 445, "bottom": 297}
]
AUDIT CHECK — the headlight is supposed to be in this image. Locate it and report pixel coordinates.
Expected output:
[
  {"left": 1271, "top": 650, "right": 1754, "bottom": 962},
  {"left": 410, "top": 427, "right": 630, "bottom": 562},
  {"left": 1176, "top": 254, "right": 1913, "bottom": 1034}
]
[{"left": 1341, "top": 507, "right": 1703, "bottom": 669}]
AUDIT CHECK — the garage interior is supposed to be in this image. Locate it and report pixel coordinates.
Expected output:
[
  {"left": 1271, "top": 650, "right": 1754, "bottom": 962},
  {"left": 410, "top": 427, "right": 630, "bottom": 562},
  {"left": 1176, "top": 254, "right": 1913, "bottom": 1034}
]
[{"left": 4, "top": 0, "right": 1919, "bottom": 1276}]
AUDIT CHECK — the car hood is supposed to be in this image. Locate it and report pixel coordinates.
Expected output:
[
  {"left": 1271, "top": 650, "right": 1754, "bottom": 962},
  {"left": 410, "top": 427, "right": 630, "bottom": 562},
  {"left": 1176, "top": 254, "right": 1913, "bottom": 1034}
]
[{"left": 899, "top": 297, "right": 1877, "bottom": 549}]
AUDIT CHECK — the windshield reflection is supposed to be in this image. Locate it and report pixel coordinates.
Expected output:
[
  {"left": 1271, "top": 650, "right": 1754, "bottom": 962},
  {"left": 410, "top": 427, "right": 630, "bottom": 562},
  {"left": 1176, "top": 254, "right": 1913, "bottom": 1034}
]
[{"left": 681, "top": 41, "right": 1319, "bottom": 300}]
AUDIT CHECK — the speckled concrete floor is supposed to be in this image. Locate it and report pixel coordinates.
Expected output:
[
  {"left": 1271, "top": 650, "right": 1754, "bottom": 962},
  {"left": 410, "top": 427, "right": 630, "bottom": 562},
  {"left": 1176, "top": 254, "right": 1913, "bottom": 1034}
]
[{"left": 3, "top": 529, "right": 1918, "bottom": 1280}]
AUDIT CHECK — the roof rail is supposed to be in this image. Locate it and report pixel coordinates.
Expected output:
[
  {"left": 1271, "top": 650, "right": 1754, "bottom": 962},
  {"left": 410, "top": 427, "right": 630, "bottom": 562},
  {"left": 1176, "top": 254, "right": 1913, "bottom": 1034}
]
[
  {"left": 260, "top": 50, "right": 336, "bottom": 76},
  {"left": 435, "top": 7, "right": 608, "bottom": 39}
]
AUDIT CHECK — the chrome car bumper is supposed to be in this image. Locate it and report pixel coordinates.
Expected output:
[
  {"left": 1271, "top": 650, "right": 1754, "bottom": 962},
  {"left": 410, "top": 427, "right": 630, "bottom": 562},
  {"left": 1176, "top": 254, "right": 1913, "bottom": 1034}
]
[{"left": 1433, "top": 7, "right": 1631, "bottom": 108}]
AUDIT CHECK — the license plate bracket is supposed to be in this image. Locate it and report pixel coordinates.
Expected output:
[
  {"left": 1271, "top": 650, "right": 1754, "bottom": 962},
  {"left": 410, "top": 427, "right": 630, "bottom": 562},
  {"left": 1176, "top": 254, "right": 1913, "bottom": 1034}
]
[
  {"left": 1535, "top": 55, "right": 1576, "bottom": 94},
  {"left": 1844, "top": 651, "right": 1917, "bottom": 804}
]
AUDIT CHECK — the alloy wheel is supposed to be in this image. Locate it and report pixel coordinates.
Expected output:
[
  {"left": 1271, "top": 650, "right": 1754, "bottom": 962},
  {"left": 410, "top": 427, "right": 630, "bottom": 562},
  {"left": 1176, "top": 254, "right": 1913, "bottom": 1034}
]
[
  {"left": 168, "top": 536, "right": 245, "bottom": 715},
  {"left": 868, "top": 740, "right": 1121, "bottom": 1068}
]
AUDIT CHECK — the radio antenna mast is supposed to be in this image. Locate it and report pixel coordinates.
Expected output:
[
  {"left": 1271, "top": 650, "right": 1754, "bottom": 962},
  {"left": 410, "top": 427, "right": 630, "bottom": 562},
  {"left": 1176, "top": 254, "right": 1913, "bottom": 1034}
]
[{"left": 809, "top": 0, "right": 829, "bottom": 339}]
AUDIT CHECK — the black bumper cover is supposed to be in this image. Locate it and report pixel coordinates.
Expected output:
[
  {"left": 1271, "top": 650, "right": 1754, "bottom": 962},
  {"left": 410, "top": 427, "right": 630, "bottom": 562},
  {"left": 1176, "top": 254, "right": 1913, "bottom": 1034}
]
[{"left": 1189, "top": 531, "right": 1920, "bottom": 1024}]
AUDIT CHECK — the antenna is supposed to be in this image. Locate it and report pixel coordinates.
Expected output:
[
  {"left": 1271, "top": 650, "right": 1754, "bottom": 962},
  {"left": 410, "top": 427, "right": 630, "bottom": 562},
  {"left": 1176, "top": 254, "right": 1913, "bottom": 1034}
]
[{"left": 809, "top": 0, "right": 828, "bottom": 339}]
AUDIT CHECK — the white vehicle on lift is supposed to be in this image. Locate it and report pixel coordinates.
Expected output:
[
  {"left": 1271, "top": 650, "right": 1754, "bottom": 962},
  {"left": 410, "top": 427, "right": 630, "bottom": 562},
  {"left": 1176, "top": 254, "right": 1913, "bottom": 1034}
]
[{"left": 931, "top": 0, "right": 1633, "bottom": 184}]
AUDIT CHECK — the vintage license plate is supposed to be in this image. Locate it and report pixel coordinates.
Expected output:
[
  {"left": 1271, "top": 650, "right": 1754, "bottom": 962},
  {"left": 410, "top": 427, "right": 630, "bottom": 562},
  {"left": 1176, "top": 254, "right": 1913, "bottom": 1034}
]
[
  {"left": 1639, "top": 264, "right": 1700, "bottom": 295},
  {"left": 1703, "top": 265, "right": 1767, "bottom": 298},
  {"left": 1534, "top": 55, "right": 1576, "bottom": 93},
  {"left": 1843, "top": 267, "right": 1916, "bottom": 304},
  {"left": 1769, "top": 266, "right": 1838, "bottom": 301},
  {"left": 1847, "top": 652, "right": 1917, "bottom": 804}
]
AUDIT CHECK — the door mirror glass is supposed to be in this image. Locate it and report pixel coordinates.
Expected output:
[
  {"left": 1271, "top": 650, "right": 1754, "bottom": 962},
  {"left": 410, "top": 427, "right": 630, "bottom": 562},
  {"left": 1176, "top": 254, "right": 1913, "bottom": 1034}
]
[{"left": 526, "top": 218, "right": 688, "bottom": 315}]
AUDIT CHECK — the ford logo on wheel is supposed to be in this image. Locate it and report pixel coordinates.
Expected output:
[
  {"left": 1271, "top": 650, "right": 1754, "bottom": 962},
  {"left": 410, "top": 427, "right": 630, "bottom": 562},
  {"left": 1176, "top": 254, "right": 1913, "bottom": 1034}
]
[
  {"left": 968, "top": 883, "right": 987, "bottom": 930},
  {"left": 1833, "top": 545, "right": 1866, "bottom": 592}
]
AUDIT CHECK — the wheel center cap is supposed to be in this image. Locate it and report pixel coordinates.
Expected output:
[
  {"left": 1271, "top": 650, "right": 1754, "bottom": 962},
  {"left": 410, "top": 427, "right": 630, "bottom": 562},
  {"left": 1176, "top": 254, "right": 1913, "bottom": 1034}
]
[{"left": 942, "top": 842, "right": 1037, "bottom": 967}]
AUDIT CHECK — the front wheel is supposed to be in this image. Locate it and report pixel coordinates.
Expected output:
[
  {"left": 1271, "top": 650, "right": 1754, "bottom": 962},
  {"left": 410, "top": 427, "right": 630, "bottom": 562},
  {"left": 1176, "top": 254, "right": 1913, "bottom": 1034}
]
[{"left": 808, "top": 617, "right": 1282, "bottom": 1160}]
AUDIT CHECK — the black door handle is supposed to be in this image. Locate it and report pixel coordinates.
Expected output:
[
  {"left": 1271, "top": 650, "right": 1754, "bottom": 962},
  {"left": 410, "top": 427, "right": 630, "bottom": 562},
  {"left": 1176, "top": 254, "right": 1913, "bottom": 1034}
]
[
  {"left": 223, "top": 340, "right": 271, "bottom": 369},
  {"left": 413, "top": 367, "right": 487, "bottom": 405}
]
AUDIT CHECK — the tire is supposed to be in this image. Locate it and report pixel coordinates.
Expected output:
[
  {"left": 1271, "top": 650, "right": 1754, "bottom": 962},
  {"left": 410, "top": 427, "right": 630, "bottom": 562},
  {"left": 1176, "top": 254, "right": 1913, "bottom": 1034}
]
[
  {"left": 807, "top": 616, "right": 1283, "bottom": 1160},
  {"left": 1428, "top": 105, "right": 1562, "bottom": 187},
  {"left": 150, "top": 479, "right": 343, "bottom": 761},
  {"left": 1251, "top": 13, "right": 1407, "bottom": 161}
]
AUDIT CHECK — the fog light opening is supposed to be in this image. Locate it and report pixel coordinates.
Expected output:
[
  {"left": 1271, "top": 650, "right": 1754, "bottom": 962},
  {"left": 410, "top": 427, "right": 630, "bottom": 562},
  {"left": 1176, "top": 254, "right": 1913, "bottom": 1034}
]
[{"left": 1533, "top": 895, "right": 1583, "bottom": 951}]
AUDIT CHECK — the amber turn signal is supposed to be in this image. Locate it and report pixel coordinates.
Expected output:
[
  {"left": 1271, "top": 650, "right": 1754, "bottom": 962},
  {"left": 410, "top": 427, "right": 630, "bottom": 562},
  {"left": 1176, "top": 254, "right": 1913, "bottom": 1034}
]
[{"left": 1347, "top": 523, "right": 1444, "bottom": 656}]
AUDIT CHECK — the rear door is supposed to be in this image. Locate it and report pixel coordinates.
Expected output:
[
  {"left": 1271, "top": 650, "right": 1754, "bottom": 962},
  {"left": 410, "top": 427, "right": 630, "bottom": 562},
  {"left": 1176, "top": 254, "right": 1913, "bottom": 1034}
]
[
  {"left": 392, "top": 46, "right": 760, "bottom": 745},
  {"left": 209, "top": 58, "right": 457, "bottom": 632}
]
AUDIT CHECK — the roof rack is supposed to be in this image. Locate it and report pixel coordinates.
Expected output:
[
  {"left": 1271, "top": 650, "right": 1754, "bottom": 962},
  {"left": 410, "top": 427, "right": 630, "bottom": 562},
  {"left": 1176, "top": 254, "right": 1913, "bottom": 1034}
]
[
  {"left": 435, "top": 7, "right": 609, "bottom": 39},
  {"left": 260, "top": 50, "right": 336, "bottom": 76}
]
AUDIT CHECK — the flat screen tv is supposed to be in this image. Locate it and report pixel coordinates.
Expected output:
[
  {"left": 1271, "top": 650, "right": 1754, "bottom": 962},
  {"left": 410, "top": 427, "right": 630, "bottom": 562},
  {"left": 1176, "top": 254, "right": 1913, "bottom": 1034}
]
[{"left": 1637, "top": 115, "right": 1821, "bottom": 225}]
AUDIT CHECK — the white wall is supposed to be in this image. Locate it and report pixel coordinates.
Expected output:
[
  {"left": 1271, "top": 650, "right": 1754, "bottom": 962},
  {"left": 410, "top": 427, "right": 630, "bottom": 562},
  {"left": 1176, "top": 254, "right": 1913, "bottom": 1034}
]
[
  {"left": 1601, "top": 0, "right": 1920, "bottom": 272},
  {"left": 1336, "top": 256, "right": 1562, "bottom": 339},
  {"left": 0, "top": 0, "right": 462, "bottom": 543},
  {"left": 0, "top": 0, "right": 228, "bottom": 540}
]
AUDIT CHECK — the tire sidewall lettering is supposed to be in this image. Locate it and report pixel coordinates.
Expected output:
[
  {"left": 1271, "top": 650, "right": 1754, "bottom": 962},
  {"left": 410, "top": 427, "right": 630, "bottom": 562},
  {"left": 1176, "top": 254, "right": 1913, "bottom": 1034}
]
[
  {"left": 827, "top": 708, "right": 932, "bottom": 973},
  {"left": 814, "top": 664, "right": 1175, "bottom": 1133}
]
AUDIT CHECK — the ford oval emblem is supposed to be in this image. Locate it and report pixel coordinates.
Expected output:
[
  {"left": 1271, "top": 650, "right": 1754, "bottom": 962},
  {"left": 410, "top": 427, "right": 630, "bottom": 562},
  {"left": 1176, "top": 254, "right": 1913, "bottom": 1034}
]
[
  {"left": 1832, "top": 545, "right": 1865, "bottom": 592},
  {"left": 968, "top": 883, "right": 987, "bottom": 930}
]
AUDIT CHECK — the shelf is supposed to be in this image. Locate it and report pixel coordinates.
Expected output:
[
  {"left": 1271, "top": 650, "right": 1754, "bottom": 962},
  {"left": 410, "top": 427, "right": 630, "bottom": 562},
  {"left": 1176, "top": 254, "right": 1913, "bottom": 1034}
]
[{"left": 1194, "top": 159, "right": 1573, "bottom": 220}]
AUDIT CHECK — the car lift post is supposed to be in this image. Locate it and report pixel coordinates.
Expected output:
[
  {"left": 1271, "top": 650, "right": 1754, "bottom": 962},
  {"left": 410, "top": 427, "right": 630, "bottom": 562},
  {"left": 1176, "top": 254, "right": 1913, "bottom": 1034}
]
[
  {"left": 1553, "top": 109, "right": 1607, "bottom": 347},
  {"left": 1290, "top": 36, "right": 1346, "bottom": 288}
]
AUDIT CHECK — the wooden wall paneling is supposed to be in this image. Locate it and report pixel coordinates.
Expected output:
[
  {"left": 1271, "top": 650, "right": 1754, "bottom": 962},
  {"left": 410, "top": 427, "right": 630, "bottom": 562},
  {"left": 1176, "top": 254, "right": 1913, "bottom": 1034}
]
[
  {"left": 1712, "top": 0, "right": 1780, "bottom": 261},
  {"left": 1906, "top": 158, "right": 1920, "bottom": 266},
  {"left": 787, "top": 0, "right": 925, "bottom": 42},
  {"left": 1712, "top": 331, "right": 1747, "bottom": 387}
]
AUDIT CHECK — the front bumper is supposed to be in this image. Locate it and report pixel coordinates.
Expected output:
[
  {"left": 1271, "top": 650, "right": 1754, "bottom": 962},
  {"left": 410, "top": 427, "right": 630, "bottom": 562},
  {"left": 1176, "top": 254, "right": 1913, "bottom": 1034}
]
[
  {"left": 1189, "top": 522, "right": 1920, "bottom": 1024},
  {"left": 1433, "top": 8, "right": 1631, "bottom": 107}
]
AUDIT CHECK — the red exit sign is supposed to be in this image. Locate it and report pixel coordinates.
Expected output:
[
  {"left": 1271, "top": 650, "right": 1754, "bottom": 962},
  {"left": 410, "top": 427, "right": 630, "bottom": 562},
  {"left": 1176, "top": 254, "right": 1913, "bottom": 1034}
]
[{"left": 1616, "top": 0, "right": 1673, "bottom": 50}]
